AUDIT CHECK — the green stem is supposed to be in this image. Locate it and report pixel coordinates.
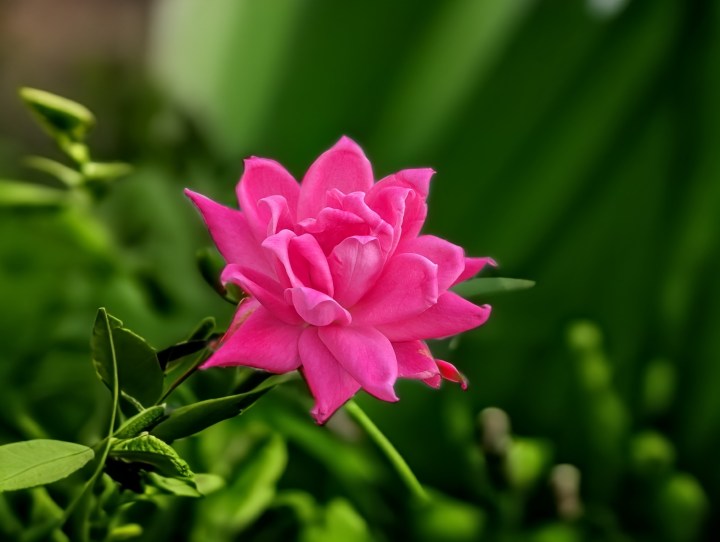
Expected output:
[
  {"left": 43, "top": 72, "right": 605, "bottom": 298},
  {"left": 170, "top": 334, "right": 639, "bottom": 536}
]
[{"left": 344, "top": 400, "right": 429, "bottom": 504}]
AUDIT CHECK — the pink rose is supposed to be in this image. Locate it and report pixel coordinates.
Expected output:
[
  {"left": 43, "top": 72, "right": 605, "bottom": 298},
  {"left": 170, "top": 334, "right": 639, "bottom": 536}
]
[{"left": 186, "top": 137, "right": 493, "bottom": 423}]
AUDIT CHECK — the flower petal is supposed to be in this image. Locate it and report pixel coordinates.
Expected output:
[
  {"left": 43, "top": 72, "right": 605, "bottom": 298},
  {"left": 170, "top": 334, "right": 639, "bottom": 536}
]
[
  {"left": 202, "top": 303, "right": 301, "bottom": 373},
  {"left": 436, "top": 360, "right": 468, "bottom": 390},
  {"left": 377, "top": 292, "right": 491, "bottom": 342},
  {"left": 263, "top": 231, "right": 334, "bottom": 295},
  {"left": 453, "top": 257, "right": 498, "bottom": 285},
  {"left": 221, "top": 264, "right": 301, "bottom": 325},
  {"left": 400, "top": 235, "right": 465, "bottom": 291},
  {"left": 257, "top": 195, "right": 295, "bottom": 237},
  {"left": 394, "top": 340, "right": 438, "bottom": 381},
  {"left": 297, "top": 136, "right": 374, "bottom": 219},
  {"left": 236, "top": 157, "right": 300, "bottom": 237},
  {"left": 351, "top": 253, "right": 438, "bottom": 326},
  {"left": 185, "top": 189, "right": 270, "bottom": 274},
  {"left": 328, "top": 236, "right": 384, "bottom": 307},
  {"left": 286, "top": 287, "right": 351, "bottom": 327},
  {"left": 318, "top": 326, "right": 398, "bottom": 402},
  {"left": 299, "top": 327, "right": 361, "bottom": 424}
]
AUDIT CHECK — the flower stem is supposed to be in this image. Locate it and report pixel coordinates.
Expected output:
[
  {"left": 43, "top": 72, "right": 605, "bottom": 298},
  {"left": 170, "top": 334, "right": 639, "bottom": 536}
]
[{"left": 344, "top": 400, "right": 429, "bottom": 504}]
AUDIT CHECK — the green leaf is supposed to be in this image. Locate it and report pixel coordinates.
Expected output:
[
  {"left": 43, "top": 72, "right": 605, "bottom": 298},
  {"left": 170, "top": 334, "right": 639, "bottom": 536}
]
[
  {"left": 0, "top": 179, "right": 69, "bottom": 209},
  {"left": 82, "top": 161, "right": 133, "bottom": 182},
  {"left": 19, "top": 87, "right": 95, "bottom": 142},
  {"left": 91, "top": 309, "right": 164, "bottom": 407},
  {"left": 188, "top": 317, "right": 217, "bottom": 342},
  {"left": 151, "top": 376, "right": 282, "bottom": 442},
  {"left": 452, "top": 277, "right": 535, "bottom": 298},
  {"left": 114, "top": 405, "right": 167, "bottom": 439},
  {"left": 109, "top": 434, "right": 193, "bottom": 478},
  {"left": 157, "top": 340, "right": 209, "bottom": 371},
  {"left": 143, "top": 472, "right": 201, "bottom": 498},
  {"left": 0, "top": 440, "right": 94, "bottom": 492},
  {"left": 23, "top": 156, "right": 84, "bottom": 188}
]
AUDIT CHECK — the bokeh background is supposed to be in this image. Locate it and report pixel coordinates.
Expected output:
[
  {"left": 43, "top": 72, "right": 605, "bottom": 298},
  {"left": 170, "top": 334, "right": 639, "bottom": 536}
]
[{"left": 1, "top": 0, "right": 718, "bottom": 540}]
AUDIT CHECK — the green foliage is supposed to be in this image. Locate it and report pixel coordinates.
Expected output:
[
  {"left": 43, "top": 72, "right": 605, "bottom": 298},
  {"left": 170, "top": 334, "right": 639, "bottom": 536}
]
[
  {"left": 452, "top": 277, "right": 535, "bottom": 298},
  {"left": 0, "top": 440, "right": 94, "bottom": 492},
  {"left": 109, "top": 434, "right": 193, "bottom": 479}
]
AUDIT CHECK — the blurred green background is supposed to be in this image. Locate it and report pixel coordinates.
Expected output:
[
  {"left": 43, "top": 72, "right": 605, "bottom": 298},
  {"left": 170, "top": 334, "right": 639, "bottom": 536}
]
[{"left": 1, "top": 0, "right": 718, "bottom": 540}]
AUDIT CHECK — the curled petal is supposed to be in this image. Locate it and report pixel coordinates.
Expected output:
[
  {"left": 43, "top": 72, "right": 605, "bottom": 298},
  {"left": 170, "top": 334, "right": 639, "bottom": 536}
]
[
  {"left": 221, "top": 264, "right": 300, "bottom": 325},
  {"left": 236, "top": 157, "right": 299, "bottom": 237},
  {"left": 299, "top": 327, "right": 361, "bottom": 424},
  {"left": 202, "top": 303, "right": 302, "bottom": 373},
  {"left": 401, "top": 235, "right": 465, "bottom": 291},
  {"left": 352, "top": 253, "right": 438, "bottom": 326},
  {"left": 185, "top": 189, "right": 270, "bottom": 274},
  {"left": 454, "top": 257, "right": 498, "bottom": 285},
  {"left": 298, "top": 136, "right": 374, "bottom": 219},
  {"left": 318, "top": 326, "right": 398, "bottom": 402},
  {"left": 257, "top": 195, "right": 295, "bottom": 236},
  {"left": 286, "top": 287, "right": 351, "bottom": 327},
  {"left": 436, "top": 360, "right": 468, "bottom": 390},
  {"left": 377, "top": 292, "right": 491, "bottom": 342},
  {"left": 328, "top": 236, "right": 384, "bottom": 307}
]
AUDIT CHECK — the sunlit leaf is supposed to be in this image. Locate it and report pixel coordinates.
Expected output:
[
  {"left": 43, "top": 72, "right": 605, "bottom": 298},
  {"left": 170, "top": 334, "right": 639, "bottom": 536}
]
[
  {"left": 23, "top": 156, "right": 84, "bottom": 188},
  {"left": 143, "top": 471, "right": 201, "bottom": 498},
  {"left": 82, "top": 161, "right": 133, "bottom": 182},
  {"left": 0, "top": 440, "right": 94, "bottom": 492},
  {"left": 114, "top": 405, "right": 167, "bottom": 439},
  {"left": 19, "top": 87, "right": 95, "bottom": 142},
  {"left": 0, "top": 179, "right": 69, "bottom": 209}
]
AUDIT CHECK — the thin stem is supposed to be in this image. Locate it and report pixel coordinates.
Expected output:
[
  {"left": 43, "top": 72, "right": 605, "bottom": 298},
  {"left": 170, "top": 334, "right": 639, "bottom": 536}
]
[{"left": 344, "top": 400, "right": 429, "bottom": 504}]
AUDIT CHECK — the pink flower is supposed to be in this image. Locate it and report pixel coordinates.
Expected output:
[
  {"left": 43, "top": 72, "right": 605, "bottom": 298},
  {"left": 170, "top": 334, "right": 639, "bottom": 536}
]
[{"left": 186, "top": 137, "right": 493, "bottom": 423}]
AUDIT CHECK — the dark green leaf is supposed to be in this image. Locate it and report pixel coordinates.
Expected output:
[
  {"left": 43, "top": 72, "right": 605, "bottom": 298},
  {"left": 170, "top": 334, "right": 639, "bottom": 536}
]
[
  {"left": 109, "top": 434, "right": 193, "bottom": 478},
  {"left": 452, "top": 277, "right": 535, "bottom": 298},
  {"left": 90, "top": 309, "right": 164, "bottom": 407},
  {"left": 157, "top": 340, "right": 209, "bottom": 371},
  {"left": 19, "top": 87, "right": 95, "bottom": 142},
  {"left": 0, "top": 179, "right": 69, "bottom": 209},
  {"left": 196, "top": 247, "right": 243, "bottom": 304},
  {"left": 151, "top": 376, "right": 283, "bottom": 442},
  {"left": 187, "top": 317, "right": 216, "bottom": 342},
  {"left": 0, "top": 440, "right": 94, "bottom": 492}
]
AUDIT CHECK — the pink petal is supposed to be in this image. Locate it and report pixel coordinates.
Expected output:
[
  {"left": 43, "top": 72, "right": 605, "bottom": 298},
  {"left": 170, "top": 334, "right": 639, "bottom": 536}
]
[
  {"left": 368, "top": 168, "right": 434, "bottom": 200},
  {"left": 257, "top": 195, "right": 295, "bottom": 237},
  {"left": 400, "top": 235, "right": 465, "bottom": 291},
  {"left": 351, "top": 253, "right": 438, "bottom": 326},
  {"left": 318, "top": 326, "right": 398, "bottom": 402},
  {"left": 263, "top": 231, "right": 334, "bottom": 295},
  {"left": 329, "top": 191, "right": 395, "bottom": 253},
  {"left": 286, "top": 287, "right": 352, "bottom": 327},
  {"left": 436, "top": 360, "right": 468, "bottom": 390},
  {"left": 297, "top": 136, "right": 374, "bottom": 219},
  {"left": 202, "top": 304, "right": 301, "bottom": 373},
  {"left": 328, "top": 236, "right": 384, "bottom": 307},
  {"left": 453, "top": 257, "right": 498, "bottom": 285},
  {"left": 297, "top": 208, "right": 367, "bottom": 254},
  {"left": 299, "top": 327, "right": 361, "bottom": 424},
  {"left": 221, "top": 264, "right": 301, "bottom": 325},
  {"left": 377, "top": 292, "right": 491, "bottom": 342},
  {"left": 185, "top": 189, "right": 270, "bottom": 274},
  {"left": 236, "top": 157, "right": 300, "bottom": 238},
  {"left": 394, "top": 340, "right": 438, "bottom": 380}
]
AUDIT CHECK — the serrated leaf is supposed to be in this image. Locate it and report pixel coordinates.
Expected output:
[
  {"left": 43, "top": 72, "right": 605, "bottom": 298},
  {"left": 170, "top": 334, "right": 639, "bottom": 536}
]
[
  {"left": 151, "top": 377, "right": 282, "bottom": 442},
  {"left": 0, "top": 440, "right": 94, "bottom": 492},
  {"left": 110, "top": 434, "right": 193, "bottom": 478},
  {"left": 0, "top": 179, "right": 69, "bottom": 209},
  {"left": 91, "top": 309, "right": 164, "bottom": 407},
  {"left": 19, "top": 87, "right": 95, "bottom": 142},
  {"left": 452, "top": 277, "right": 535, "bottom": 298},
  {"left": 114, "top": 405, "right": 167, "bottom": 439}
]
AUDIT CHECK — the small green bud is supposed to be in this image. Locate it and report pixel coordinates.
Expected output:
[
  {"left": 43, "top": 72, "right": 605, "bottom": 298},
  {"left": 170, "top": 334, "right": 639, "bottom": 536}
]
[{"left": 19, "top": 87, "right": 95, "bottom": 143}]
